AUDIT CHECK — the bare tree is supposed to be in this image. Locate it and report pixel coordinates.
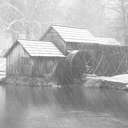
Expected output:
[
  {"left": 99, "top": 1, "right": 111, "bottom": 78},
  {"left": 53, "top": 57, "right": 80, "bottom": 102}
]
[{"left": 103, "top": 0, "right": 128, "bottom": 44}]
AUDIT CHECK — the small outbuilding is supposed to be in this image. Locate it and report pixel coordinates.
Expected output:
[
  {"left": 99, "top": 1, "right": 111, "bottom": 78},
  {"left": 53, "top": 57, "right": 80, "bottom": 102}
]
[{"left": 4, "top": 40, "right": 65, "bottom": 77}]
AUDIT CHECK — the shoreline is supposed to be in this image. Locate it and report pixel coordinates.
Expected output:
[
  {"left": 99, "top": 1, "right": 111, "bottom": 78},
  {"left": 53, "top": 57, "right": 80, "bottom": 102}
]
[
  {"left": 1, "top": 76, "right": 59, "bottom": 88},
  {"left": 83, "top": 76, "right": 128, "bottom": 91},
  {"left": 1, "top": 75, "right": 128, "bottom": 92}
]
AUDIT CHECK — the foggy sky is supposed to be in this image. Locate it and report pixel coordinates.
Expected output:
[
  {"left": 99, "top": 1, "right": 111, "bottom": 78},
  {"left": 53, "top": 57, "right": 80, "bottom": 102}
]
[{"left": 0, "top": 0, "right": 125, "bottom": 49}]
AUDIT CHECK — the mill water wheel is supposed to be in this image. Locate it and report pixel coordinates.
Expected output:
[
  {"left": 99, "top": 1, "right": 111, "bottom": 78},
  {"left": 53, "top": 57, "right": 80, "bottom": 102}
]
[{"left": 55, "top": 50, "right": 93, "bottom": 85}]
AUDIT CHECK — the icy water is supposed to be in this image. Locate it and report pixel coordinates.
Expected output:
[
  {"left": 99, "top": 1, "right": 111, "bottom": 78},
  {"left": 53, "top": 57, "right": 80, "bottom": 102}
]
[{"left": 0, "top": 85, "right": 128, "bottom": 128}]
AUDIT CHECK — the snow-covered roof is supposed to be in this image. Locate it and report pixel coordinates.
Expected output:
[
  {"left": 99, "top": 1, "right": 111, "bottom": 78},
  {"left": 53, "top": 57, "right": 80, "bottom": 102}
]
[
  {"left": 93, "top": 37, "right": 120, "bottom": 46},
  {"left": 5, "top": 40, "right": 65, "bottom": 57},
  {"left": 51, "top": 25, "right": 120, "bottom": 46},
  {"left": 52, "top": 25, "right": 95, "bottom": 42}
]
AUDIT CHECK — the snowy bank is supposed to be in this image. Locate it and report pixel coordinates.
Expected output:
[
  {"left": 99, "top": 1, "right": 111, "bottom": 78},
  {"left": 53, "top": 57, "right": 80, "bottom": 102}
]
[{"left": 83, "top": 74, "right": 128, "bottom": 91}]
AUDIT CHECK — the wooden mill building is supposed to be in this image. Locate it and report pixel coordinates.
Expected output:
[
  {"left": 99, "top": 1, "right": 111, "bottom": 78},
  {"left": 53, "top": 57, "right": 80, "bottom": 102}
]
[
  {"left": 41, "top": 25, "right": 95, "bottom": 54},
  {"left": 4, "top": 40, "right": 65, "bottom": 77},
  {"left": 41, "top": 25, "right": 120, "bottom": 55}
]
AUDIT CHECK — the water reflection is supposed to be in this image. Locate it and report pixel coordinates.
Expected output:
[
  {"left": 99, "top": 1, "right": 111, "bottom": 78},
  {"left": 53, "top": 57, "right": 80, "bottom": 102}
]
[{"left": 0, "top": 85, "right": 128, "bottom": 128}]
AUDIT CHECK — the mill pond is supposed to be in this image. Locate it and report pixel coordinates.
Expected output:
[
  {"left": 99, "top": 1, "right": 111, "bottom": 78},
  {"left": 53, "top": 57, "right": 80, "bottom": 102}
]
[
  {"left": 2, "top": 25, "right": 128, "bottom": 128},
  {"left": 0, "top": 84, "right": 128, "bottom": 128}
]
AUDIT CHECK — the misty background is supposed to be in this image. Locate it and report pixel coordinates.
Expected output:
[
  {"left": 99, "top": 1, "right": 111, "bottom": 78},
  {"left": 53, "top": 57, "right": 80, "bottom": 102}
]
[{"left": 0, "top": 0, "right": 127, "bottom": 50}]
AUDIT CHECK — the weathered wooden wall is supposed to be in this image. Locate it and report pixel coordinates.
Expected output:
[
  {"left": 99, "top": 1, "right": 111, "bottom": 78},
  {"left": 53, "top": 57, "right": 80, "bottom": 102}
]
[
  {"left": 66, "top": 42, "right": 83, "bottom": 51},
  {"left": 6, "top": 43, "right": 31, "bottom": 76},
  {"left": 42, "top": 28, "right": 67, "bottom": 54},
  {"left": 31, "top": 57, "right": 62, "bottom": 77}
]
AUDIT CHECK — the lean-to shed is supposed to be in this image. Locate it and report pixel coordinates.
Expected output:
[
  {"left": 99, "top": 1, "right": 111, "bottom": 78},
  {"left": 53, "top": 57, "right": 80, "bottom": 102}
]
[{"left": 4, "top": 40, "right": 65, "bottom": 77}]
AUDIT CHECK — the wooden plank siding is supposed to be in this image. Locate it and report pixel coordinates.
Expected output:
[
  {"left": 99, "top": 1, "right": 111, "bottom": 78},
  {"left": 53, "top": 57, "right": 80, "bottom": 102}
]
[
  {"left": 42, "top": 28, "right": 67, "bottom": 55},
  {"left": 31, "top": 57, "right": 61, "bottom": 77},
  {"left": 66, "top": 42, "right": 84, "bottom": 51},
  {"left": 6, "top": 43, "right": 31, "bottom": 76}
]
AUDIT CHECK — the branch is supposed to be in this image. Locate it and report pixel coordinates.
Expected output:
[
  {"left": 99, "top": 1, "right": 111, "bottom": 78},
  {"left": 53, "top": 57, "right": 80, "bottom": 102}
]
[
  {"left": 0, "top": 2, "right": 25, "bottom": 18},
  {"left": 105, "top": 6, "right": 122, "bottom": 14},
  {"left": 6, "top": 18, "right": 25, "bottom": 31}
]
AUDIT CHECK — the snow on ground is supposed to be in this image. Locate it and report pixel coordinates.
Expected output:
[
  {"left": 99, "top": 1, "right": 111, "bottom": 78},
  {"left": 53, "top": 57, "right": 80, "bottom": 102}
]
[{"left": 87, "top": 74, "right": 128, "bottom": 84}]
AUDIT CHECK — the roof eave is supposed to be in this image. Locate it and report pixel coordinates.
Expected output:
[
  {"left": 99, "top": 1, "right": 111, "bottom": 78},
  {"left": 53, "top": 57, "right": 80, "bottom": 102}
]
[
  {"left": 4, "top": 41, "right": 18, "bottom": 57},
  {"left": 30, "top": 55, "right": 65, "bottom": 58}
]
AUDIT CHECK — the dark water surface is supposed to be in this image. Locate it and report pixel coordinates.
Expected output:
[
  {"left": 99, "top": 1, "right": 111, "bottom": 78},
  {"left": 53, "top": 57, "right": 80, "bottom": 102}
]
[{"left": 0, "top": 85, "right": 128, "bottom": 128}]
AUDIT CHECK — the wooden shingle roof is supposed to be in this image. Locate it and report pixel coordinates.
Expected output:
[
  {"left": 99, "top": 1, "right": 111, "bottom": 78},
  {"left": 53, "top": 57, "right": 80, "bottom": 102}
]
[
  {"left": 51, "top": 25, "right": 120, "bottom": 46},
  {"left": 52, "top": 25, "right": 95, "bottom": 42},
  {"left": 5, "top": 40, "right": 65, "bottom": 57}
]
